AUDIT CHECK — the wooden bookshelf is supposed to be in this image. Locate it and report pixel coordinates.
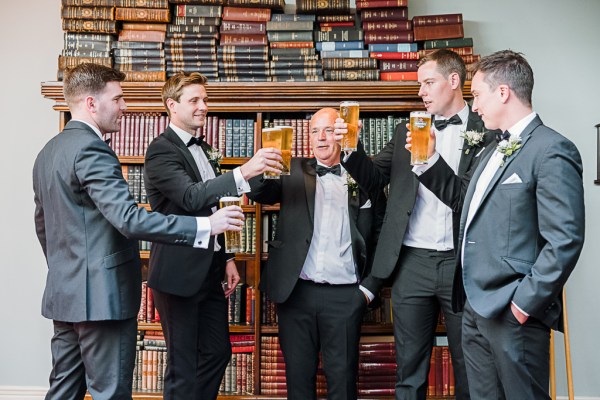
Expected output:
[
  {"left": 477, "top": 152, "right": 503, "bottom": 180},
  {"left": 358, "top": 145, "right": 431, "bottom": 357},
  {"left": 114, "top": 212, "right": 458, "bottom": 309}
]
[{"left": 44, "top": 81, "right": 459, "bottom": 399}]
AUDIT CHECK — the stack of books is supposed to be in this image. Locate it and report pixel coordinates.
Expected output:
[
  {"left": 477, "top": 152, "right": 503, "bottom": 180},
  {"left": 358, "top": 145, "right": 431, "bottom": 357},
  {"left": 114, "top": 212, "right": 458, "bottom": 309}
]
[
  {"left": 266, "top": 14, "right": 322, "bottom": 81},
  {"left": 166, "top": 2, "right": 222, "bottom": 80},
  {"left": 219, "top": 6, "right": 271, "bottom": 81},
  {"left": 114, "top": 0, "right": 170, "bottom": 81},
  {"left": 413, "top": 13, "right": 479, "bottom": 79},
  {"left": 356, "top": 0, "right": 418, "bottom": 81},
  {"left": 59, "top": 0, "right": 116, "bottom": 79}
]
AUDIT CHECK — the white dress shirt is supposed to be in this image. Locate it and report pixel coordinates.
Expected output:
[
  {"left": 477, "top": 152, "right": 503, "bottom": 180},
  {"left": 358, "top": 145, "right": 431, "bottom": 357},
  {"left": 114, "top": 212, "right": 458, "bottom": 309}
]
[
  {"left": 406, "top": 103, "right": 470, "bottom": 251},
  {"left": 74, "top": 119, "right": 210, "bottom": 249},
  {"left": 462, "top": 112, "right": 537, "bottom": 316},
  {"left": 300, "top": 163, "right": 357, "bottom": 285},
  {"left": 170, "top": 123, "right": 251, "bottom": 252}
]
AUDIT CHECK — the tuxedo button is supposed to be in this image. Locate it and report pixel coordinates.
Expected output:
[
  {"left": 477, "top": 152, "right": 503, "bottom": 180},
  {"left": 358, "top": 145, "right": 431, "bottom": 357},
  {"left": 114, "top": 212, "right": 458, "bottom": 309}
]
[
  {"left": 407, "top": 210, "right": 411, "bottom": 215},
  {"left": 198, "top": 240, "right": 202, "bottom": 245}
]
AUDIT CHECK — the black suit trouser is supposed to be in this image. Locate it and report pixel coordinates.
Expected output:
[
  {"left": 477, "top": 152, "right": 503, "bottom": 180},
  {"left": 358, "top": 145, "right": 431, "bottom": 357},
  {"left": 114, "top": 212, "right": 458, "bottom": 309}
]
[
  {"left": 277, "top": 279, "right": 367, "bottom": 400},
  {"left": 391, "top": 246, "right": 469, "bottom": 400},
  {"left": 462, "top": 301, "right": 550, "bottom": 400},
  {"left": 45, "top": 318, "right": 137, "bottom": 400},
  {"left": 152, "top": 260, "right": 230, "bottom": 400}
]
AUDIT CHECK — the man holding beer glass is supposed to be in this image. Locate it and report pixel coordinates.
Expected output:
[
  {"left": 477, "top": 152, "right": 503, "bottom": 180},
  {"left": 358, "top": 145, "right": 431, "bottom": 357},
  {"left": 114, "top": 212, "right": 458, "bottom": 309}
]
[
  {"left": 143, "top": 72, "right": 283, "bottom": 400},
  {"left": 335, "top": 49, "right": 495, "bottom": 400},
  {"left": 248, "top": 108, "right": 386, "bottom": 400}
]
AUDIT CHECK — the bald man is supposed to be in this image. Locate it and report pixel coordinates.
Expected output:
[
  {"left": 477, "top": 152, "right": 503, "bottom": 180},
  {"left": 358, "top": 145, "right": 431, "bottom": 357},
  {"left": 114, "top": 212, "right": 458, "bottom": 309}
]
[{"left": 247, "top": 108, "right": 386, "bottom": 400}]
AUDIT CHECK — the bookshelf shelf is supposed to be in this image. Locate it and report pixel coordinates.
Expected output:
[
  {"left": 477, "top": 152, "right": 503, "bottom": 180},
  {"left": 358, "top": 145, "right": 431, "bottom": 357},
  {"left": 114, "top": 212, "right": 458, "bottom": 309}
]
[{"left": 43, "top": 81, "right": 455, "bottom": 400}]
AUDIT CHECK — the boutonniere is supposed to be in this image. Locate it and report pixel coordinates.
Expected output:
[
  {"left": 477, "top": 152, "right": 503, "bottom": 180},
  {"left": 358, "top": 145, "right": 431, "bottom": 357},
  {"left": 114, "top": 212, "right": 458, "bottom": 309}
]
[
  {"left": 207, "top": 148, "right": 223, "bottom": 173},
  {"left": 496, "top": 137, "right": 522, "bottom": 167},
  {"left": 345, "top": 175, "right": 359, "bottom": 198},
  {"left": 460, "top": 130, "right": 486, "bottom": 154}
]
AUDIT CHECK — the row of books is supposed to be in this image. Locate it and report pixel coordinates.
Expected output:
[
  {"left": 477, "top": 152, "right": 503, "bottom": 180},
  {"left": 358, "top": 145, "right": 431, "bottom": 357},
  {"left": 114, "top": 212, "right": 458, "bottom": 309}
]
[
  {"left": 59, "top": 0, "right": 479, "bottom": 81},
  {"left": 103, "top": 114, "right": 257, "bottom": 158},
  {"left": 133, "top": 330, "right": 256, "bottom": 394},
  {"left": 139, "top": 281, "right": 256, "bottom": 325},
  {"left": 260, "top": 335, "right": 455, "bottom": 397},
  {"left": 228, "top": 284, "right": 256, "bottom": 325},
  {"left": 106, "top": 111, "right": 412, "bottom": 161}
]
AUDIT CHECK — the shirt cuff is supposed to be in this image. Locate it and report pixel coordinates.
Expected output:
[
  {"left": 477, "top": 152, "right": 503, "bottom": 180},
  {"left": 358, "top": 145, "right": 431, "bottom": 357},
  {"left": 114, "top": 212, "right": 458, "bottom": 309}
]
[
  {"left": 359, "top": 285, "right": 375, "bottom": 302},
  {"left": 226, "top": 257, "right": 235, "bottom": 262},
  {"left": 412, "top": 152, "right": 440, "bottom": 176},
  {"left": 193, "top": 217, "right": 211, "bottom": 249},
  {"left": 511, "top": 301, "right": 530, "bottom": 317},
  {"left": 233, "top": 167, "right": 251, "bottom": 194},
  {"left": 342, "top": 151, "right": 353, "bottom": 163}
]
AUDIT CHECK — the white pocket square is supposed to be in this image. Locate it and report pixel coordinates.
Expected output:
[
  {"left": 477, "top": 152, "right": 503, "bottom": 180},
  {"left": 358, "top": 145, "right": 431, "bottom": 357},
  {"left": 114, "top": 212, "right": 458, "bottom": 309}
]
[
  {"left": 501, "top": 173, "right": 522, "bottom": 184},
  {"left": 360, "top": 199, "right": 372, "bottom": 209}
]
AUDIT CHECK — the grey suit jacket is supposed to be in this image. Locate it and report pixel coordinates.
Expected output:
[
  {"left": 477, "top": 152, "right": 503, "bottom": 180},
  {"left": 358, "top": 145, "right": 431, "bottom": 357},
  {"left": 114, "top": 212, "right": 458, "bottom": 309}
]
[
  {"left": 343, "top": 109, "right": 493, "bottom": 295},
  {"left": 247, "top": 158, "right": 385, "bottom": 304},
  {"left": 33, "top": 121, "right": 197, "bottom": 323},
  {"left": 457, "top": 116, "right": 585, "bottom": 330}
]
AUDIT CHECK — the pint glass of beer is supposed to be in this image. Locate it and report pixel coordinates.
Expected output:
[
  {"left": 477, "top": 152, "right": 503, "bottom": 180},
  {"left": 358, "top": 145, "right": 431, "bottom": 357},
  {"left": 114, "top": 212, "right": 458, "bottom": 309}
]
[
  {"left": 409, "top": 111, "right": 432, "bottom": 165},
  {"left": 261, "top": 127, "right": 283, "bottom": 179},
  {"left": 274, "top": 125, "right": 293, "bottom": 175},
  {"left": 340, "top": 101, "right": 360, "bottom": 151},
  {"left": 219, "top": 196, "right": 243, "bottom": 253}
]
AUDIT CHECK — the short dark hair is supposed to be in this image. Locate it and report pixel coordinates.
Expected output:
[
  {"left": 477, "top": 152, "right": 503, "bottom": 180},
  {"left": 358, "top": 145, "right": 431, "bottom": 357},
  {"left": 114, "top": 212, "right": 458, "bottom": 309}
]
[
  {"left": 162, "top": 72, "right": 208, "bottom": 117},
  {"left": 472, "top": 50, "right": 534, "bottom": 107},
  {"left": 418, "top": 49, "right": 467, "bottom": 89},
  {"left": 63, "top": 63, "right": 125, "bottom": 104}
]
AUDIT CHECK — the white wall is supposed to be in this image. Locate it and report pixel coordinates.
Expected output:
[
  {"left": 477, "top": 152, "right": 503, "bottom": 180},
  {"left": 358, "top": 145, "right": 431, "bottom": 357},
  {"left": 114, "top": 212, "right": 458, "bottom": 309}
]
[{"left": 1, "top": 0, "right": 598, "bottom": 396}]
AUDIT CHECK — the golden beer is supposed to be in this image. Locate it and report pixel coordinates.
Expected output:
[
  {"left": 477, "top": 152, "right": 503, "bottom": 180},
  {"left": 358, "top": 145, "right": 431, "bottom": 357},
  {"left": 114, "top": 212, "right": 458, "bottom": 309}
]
[
  {"left": 219, "top": 196, "right": 242, "bottom": 253},
  {"left": 340, "top": 101, "right": 360, "bottom": 151},
  {"left": 274, "top": 125, "right": 293, "bottom": 175},
  {"left": 409, "top": 111, "right": 432, "bottom": 165},
  {"left": 261, "top": 127, "right": 283, "bottom": 179}
]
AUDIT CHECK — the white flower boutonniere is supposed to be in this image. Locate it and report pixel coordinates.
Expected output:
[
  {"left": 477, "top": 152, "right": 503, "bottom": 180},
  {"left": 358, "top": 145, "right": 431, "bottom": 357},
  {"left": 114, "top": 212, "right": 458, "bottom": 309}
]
[
  {"left": 460, "top": 130, "right": 485, "bottom": 154},
  {"left": 345, "top": 175, "right": 359, "bottom": 198},
  {"left": 207, "top": 148, "right": 223, "bottom": 173},
  {"left": 496, "top": 137, "right": 522, "bottom": 167}
]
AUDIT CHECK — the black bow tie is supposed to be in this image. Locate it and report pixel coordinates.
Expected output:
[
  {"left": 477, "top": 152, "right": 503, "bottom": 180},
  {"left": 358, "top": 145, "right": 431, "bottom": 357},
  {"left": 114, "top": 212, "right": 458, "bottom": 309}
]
[
  {"left": 433, "top": 114, "right": 462, "bottom": 130},
  {"left": 316, "top": 164, "right": 341, "bottom": 177},
  {"left": 495, "top": 131, "right": 511, "bottom": 143},
  {"left": 187, "top": 135, "right": 205, "bottom": 147},
  {"left": 104, "top": 138, "right": 111, "bottom": 145}
]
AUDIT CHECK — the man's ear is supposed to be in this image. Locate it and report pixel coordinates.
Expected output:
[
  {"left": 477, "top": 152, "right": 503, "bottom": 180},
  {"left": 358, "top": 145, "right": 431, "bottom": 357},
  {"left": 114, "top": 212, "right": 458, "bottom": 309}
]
[
  {"left": 448, "top": 72, "right": 461, "bottom": 90},
  {"left": 84, "top": 95, "right": 96, "bottom": 113},
  {"left": 498, "top": 84, "right": 510, "bottom": 104}
]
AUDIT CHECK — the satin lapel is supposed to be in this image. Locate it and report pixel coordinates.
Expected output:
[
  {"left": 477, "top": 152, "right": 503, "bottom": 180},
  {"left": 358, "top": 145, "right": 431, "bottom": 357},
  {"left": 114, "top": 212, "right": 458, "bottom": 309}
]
[
  {"left": 477, "top": 116, "right": 542, "bottom": 208},
  {"left": 303, "top": 158, "right": 317, "bottom": 224},
  {"left": 163, "top": 128, "right": 202, "bottom": 181},
  {"left": 457, "top": 110, "right": 485, "bottom": 177}
]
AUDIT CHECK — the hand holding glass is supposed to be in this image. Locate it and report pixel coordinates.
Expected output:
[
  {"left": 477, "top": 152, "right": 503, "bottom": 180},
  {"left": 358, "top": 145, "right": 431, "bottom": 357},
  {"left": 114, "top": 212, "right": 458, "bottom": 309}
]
[
  {"left": 409, "top": 111, "right": 431, "bottom": 165},
  {"left": 340, "top": 101, "right": 360, "bottom": 151},
  {"left": 219, "top": 196, "right": 243, "bottom": 253}
]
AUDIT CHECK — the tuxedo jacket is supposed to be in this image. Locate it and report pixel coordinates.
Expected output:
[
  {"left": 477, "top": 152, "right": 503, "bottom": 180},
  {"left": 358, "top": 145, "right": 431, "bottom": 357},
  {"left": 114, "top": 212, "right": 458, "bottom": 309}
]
[
  {"left": 144, "top": 127, "right": 239, "bottom": 297},
  {"left": 455, "top": 116, "right": 584, "bottom": 331},
  {"left": 247, "top": 158, "right": 386, "bottom": 304},
  {"left": 343, "top": 109, "right": 495, "bottom": 295},
  {"left": 33, "top": 121, "right": 197, "bottom": 323}
]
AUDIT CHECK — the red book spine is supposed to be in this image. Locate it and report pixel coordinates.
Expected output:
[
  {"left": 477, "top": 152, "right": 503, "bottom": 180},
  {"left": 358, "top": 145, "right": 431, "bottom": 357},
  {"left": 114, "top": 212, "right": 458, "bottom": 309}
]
[
  {"left": 222, "top": 6, "right": 271, "bottom": 22},
  {"left": 356, "top": 0, "right": 408, "bottom": 9},
  {"left": 380, "top": 71, "right": 418, "bottom": 81},
  {"left": 413, "top": 13, "right": 463, "bottom": 26},
  {"left": 370, "top": 51, "right": 419, "bottom": 60},
  {"left": 413, "top": 23, "right": 464, "bottom": 41}
]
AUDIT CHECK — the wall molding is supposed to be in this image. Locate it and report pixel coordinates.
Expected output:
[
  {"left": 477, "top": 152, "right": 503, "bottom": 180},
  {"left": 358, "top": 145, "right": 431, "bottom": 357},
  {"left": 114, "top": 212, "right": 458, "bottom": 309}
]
[
  {"left": 0, "top": 386, "right": 597, "bottom": 400},
  {"left": 0, "top": 387, "right": 46, "bottom": 399}
]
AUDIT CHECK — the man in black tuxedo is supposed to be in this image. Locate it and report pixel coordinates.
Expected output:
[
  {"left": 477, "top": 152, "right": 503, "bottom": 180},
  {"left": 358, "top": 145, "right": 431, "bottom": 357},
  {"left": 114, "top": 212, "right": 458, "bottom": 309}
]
[
  {"left": 247, "top": 108, "right": 385, "bottom": 400},
  {"left": 143, "top": 72, "right": 283, "bottom": 400},
  {"left": 335, "top": 49, "right": 495, "bottom": 400},
  {"left": 33, "top": 64, "right": 241, "bottom": 400},
  {"left": 454, "top": 50, "right": 584, "bottom": 399}
]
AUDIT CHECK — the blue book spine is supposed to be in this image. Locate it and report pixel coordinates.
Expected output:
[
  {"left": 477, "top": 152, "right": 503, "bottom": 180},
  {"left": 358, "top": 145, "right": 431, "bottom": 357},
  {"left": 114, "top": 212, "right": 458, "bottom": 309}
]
[
  {"left": 316, "top": 41, "right": 364, "bottom": 51},
  {"left": 368, "top": 43, "right": 418, "bottom": 52}
]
